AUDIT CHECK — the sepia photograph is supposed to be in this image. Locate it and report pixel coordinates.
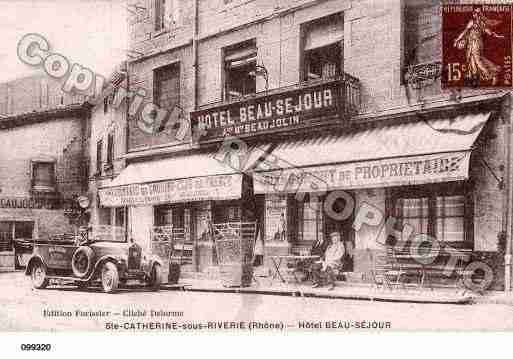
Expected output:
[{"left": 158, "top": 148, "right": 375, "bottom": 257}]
[{"left": 1, "top": 1, "right": 513, "bottom": 351}]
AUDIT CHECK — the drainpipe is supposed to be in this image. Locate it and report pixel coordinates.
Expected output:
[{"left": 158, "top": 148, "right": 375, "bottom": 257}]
[
  {"left": 192, "top": 0, "right": 200, "bottom": 272},
  {"left": 504, "top": 94, "right": 512, "bottom": 292},
  {"left": 193, "top": 0, "right": 199, "bottom": 111}
]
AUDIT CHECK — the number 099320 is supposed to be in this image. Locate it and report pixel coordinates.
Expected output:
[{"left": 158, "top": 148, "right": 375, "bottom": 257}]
[{"left": 20, "top": 344, "right": 52, "bottom": 351}]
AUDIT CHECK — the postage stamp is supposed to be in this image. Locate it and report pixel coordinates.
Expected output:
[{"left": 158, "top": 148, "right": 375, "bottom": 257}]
[{"left": 442, "top": 4, "right": 513, "bottom": 88}]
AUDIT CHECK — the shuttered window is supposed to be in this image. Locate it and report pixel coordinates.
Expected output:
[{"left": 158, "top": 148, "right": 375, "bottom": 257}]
[
  {"left": 32, "top": 161, "right": 56, "bottom": 192},
  {"left": 224, "top": 40, "right": 257, "bottom": 100},
  {"left": 301, "top": 13, "right": 344, "bottom": 81}
]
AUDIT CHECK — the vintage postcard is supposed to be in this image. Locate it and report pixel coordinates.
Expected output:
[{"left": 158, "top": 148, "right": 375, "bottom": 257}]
[{"left": 2, "top": 1, "right": 513, "bottom": 352}]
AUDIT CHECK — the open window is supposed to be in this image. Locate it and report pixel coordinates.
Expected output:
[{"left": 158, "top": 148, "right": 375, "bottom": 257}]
[
  {"left": 155, "top": 0, "right": 180, "bottom": 31},
  {"left": 223, "top": 39, "right": 257, "bottom": 101},
  {"left": 31, "top": 160, "right": 56, "bottom": 193},
  {"left": 301, "top": 13, "right": 344, "bottom": 81}
]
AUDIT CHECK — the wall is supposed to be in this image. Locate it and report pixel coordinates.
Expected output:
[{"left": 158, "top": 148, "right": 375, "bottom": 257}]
[{"left": 0, "top": 116, "right": 86, "bottom": 238}]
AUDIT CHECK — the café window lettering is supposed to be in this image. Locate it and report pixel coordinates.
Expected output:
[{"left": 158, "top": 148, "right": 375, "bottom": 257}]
[
  {"left": 31, "top": 160, "right": 56, "bottom": 193},
  {"left": 223, "top": 39, "right": 257, "bottom": 100},
  {"left": 301, "top": 13, "right": 344, "bottom": 81}
]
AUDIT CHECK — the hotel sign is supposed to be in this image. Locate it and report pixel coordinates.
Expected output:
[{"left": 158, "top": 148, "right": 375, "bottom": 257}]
[
  {"left": 190, "top": 79, "right": 342, "bottom": 142},
  {"left": 99, "top": 174, "right": 243, "bottom": 207},
  {"left": 254, "top": 152, "right": 471, "bottom": 194}
]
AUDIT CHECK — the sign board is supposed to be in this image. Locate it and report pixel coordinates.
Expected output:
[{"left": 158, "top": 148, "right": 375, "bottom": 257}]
[
  {"left": 254, "top": 151, "right": 471, "bottom": 194},
  {"left": 0, "top": 197, "right": 64, "bottom": 210},
  {"left": 99, "top": 174, "right": 243, "bottom": 207},
  {"left": 190, "top": 79, "right": 342, "bottom": 142}
]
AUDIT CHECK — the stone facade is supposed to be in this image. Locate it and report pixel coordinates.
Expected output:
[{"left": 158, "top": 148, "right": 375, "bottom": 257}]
[{"left": 121, "top": 0, "right": 513, "bottom": 288}]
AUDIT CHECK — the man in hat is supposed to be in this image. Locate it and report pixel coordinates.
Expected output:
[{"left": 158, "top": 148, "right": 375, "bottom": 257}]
[{"left": 311, "top": 231, "right": 346, "bottom": 290}]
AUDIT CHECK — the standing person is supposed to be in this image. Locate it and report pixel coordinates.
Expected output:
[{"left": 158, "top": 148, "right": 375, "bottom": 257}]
[
  {"left": 253, "top": 221, "right": 264, "bottom": 267},
  {"left": 453, "top": 7, "right": 504, "bottom": 86},
  {"left": 279, "top": 212, "right": 286, "bottom": 241},
  {"left": 311, "top": 232, "right": 346, "bottom": 290}
]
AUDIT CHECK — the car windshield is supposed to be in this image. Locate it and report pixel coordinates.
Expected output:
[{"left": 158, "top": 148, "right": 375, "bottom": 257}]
[{"left": 89, "top": 225, "right": 126, "bottom": 242}]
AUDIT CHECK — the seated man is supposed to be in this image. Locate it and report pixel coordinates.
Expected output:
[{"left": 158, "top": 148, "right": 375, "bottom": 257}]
[{"left": 311, "top": 231, "right": 346, "bottom": 290}]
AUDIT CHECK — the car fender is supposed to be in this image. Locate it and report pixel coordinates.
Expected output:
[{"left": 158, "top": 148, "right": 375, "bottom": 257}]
[
  {"left": 142, "top": 255, "right": 163, "bottom": 275},
  {"left": 84, "top": 255, "right": 126, "bottom": 281},
  {"left": 25, "top": 255, "right": 47, "bottom": 276}
]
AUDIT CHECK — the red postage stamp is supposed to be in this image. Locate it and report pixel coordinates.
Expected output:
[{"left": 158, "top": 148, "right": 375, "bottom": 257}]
[{"left": 442, "top": 4, "right": 512, "bottom": 88}]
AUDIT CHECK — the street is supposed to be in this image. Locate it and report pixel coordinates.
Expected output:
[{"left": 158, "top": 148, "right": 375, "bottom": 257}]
[{"left": 1, "top": 272, "right": 513, "bottom": 331}]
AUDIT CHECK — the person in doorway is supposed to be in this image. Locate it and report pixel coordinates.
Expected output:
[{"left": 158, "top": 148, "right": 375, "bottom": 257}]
[{"left": 311, "top": 231, "right": 346, "bottom": 290}]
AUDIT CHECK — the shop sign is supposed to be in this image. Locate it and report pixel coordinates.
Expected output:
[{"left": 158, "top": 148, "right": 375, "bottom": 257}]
[
  {"left": 190, "top": 79, "right": 342, "bottom": 142},
  {"left": 99, "top": 174, "right": 243, "bottom": 207},
  {"left": 0, "top": 196, "right": 63, "bottom": 210},
  {"left": 254, "top": 151, "right": 471, "bottom": 194}
]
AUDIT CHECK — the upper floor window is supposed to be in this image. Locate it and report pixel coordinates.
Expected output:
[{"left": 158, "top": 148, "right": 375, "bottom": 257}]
[
  {"left": 404, "top": 0, "right": 440, "bottom": 68},
  {"left": 103, "top": 97, "right": 109, "bottom": 114},
  {"left": 223, "top": 40, "right": 257, "bottom": 100},
  {"left": 155, "top": 0, "right": 180, "bottom": 31},
  {"left": 301, "top": 13, "right": 344, "bottom": 81},
  {"left": 31, "top": 160, "right": 56, "bottom": 193},
  {"left": 153, "top": 63, "right": 180, "bottom": 132}
]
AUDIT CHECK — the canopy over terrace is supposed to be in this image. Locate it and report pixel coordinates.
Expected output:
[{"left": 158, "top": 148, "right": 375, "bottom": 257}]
[
  {"left": 99, "top": 146, "right": 268, "bottom": 207},
  {"left": 253, "top": 112, "right": 491, "bottom": 194}
]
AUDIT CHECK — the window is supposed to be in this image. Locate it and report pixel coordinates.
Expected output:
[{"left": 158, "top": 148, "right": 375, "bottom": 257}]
[
  {"left": 154, "top": 63, "right": 180, "bottom": 132},
  {"left": 31, "top": 161, "right": 56, "bottom": 192},
  {"left": 98, "top": 207, "right": 112, "bottom": 225},
  {"left": 301, "top": 13, "right": 343, "bottom": 81},
  {"left": 391, "top": 184, "right": 471, "bottom": 245},
  {"left": 404, "top": 0, "right": 440, "bottom": 68},
  {"left": 106, "top": 133, "right": 114, "bottom": 168},
  {"left": 223, "top": 40, "right": 257, "bottom": 100},
  {"left": 295, "top": 195, "right": 323, "bottom": 242},
  {"left": 115, "top": 207, "right": 125, "bottom": 228},
  {"left": 96, "top": 140, "right": 103, "bottom": 174},
  {"left": 155, "top": 0, "right": 179, "bottom": 31},
  {"left": 155, "top": 204, "right": 184, "bottom": 228}
]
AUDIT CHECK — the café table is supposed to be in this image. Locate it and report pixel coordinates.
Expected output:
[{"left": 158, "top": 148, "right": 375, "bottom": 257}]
[{"left": 269, "top": 255, "right": 320, "bottom": 284}]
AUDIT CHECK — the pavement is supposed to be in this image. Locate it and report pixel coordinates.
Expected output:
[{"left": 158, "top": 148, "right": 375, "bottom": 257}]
[{"left": 3, "top": 271, "right": 513, "bottom": 331}]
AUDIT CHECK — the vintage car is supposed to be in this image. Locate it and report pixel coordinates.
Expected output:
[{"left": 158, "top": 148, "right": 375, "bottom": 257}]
[{"left": 25, "top": 236, "right": 163, "bottom": 293}]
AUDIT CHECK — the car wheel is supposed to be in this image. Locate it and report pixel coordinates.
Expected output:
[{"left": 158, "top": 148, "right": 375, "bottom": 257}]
[
  {"left": 31, "top": 262, "right": 49, "bottom": 289},
  {"left": 101, "top": 262, "right": 119, "bottom": 293},
  {"left": 149, "top": 264, "right": 162, "bottom": 291},
  {"left": 72, "top": 246, "right": 95, "bottom": 278}
]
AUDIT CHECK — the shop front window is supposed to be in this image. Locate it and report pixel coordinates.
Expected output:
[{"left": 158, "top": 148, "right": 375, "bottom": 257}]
[
  {"left": 391, "top": 184, "right": 471, "bottom": 246},
  {"left": 155, "top": 204, "right": 184, "bottom": 228}
]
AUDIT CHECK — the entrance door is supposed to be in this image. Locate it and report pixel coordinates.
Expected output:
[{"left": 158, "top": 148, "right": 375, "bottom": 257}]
[
  {"left": 0, "top": 222, "right": 13, "bottom": 252},
  {"left": 323, "top": 191, "right": 355, "bottom": 271}
]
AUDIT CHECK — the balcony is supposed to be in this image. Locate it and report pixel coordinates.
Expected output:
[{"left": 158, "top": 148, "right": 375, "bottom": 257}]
[{"left": 191, "top": 74, "right": 361, "bottom": 143}]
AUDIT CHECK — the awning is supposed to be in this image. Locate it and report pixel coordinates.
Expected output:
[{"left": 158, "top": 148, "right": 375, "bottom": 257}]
[
  {"left": 99, "top": 146, "right": 268, "bottom": 207},
  {"left": 253, "top": 112, "right": 491, "bottom": 194}
]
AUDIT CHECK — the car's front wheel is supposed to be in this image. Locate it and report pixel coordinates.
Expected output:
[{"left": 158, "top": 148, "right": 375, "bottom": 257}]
[
  {"left": 101, "top": 262, "right": 119, "bottom": 293},
  {"left": 31, "top": 262, "right": 49, "bottom": 289},
  {"left": 148, "top": 264, "right": 162, "bottom": 291}
]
